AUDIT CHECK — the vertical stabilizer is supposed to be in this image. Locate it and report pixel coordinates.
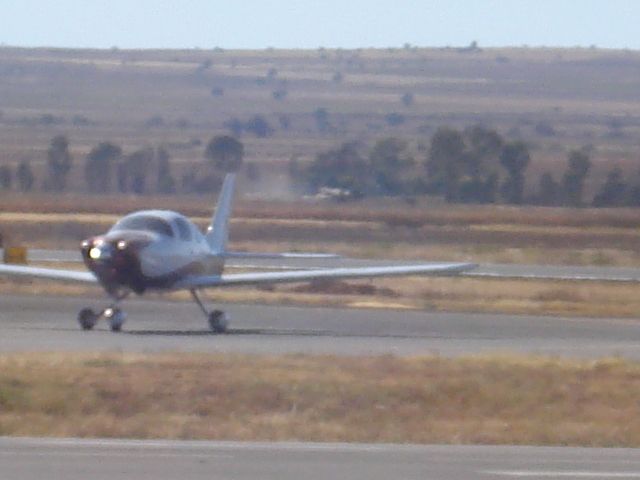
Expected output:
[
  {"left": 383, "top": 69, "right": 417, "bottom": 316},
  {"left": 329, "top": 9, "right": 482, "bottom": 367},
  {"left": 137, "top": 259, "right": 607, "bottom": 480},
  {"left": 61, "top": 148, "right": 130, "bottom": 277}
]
[{"left": 206, "top": 174, "right": 236, "bottom": 253}]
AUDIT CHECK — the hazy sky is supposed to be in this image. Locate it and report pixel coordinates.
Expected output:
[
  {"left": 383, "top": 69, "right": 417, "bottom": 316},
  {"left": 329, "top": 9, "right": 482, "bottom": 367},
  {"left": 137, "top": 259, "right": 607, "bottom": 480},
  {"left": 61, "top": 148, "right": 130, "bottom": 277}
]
[{"left": 2, "top": 0, "right": 639, "bottom": 50}]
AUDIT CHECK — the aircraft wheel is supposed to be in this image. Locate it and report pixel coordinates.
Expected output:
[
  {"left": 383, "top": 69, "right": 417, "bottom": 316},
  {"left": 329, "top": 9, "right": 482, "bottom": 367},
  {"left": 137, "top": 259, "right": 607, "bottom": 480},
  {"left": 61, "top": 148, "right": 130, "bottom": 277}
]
[
  {"left": 208, "top": 310, "right": 228, "bottom": 333},
  {"left": 105, "top": 307, "right": 126, "bottom": 332},
  {"left": 78, "top": 308, "right": 98, "bottom": 331}
]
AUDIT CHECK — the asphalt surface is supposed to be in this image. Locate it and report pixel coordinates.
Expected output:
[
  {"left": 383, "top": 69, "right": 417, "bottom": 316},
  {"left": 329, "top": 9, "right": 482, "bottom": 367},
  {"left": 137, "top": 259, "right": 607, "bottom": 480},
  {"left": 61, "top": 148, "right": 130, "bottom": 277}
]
[
  {"left": 1, "top": 294, "right": 639, "bottom": 358},
  {"left": 1, "top": 437, "right": 639, "bottom": 480},
  {"left": 17, "top": 248, "right": 640, "bottom": 282}
]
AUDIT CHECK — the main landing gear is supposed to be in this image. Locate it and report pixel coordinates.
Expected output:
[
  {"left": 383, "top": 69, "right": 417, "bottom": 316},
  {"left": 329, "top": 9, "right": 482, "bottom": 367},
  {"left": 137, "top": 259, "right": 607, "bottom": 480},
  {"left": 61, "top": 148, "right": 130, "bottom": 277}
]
[
  {"left": 77, "top": 291, "right": 228, "bottom": 334},
  {"left": 78, "top": 293, "right": 129, "bottom": 332},
  {"left": 190, "top": 289, "right": 229, "bottom": 333}
]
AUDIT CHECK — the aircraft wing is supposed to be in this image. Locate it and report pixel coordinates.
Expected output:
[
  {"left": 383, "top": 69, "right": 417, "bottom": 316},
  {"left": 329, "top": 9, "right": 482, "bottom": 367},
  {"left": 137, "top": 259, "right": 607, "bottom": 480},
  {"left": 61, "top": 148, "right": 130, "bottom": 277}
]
[
  {"left": 174, "top": 262, "right": 477, "bottom": 289},
  {"left": 222, "top": 251, "right": 340, "bottom": 259},
  {"left": 0, "top": 264, "right": 98, "bottom": 283}
]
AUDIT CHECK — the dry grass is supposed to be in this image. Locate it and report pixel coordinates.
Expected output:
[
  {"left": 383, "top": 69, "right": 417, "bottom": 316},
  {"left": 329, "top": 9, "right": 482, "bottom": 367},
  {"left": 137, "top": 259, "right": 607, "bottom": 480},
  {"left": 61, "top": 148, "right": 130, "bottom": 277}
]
[
  {"left": 3, "top": 203, "right": 640, "bottom": 265},
  {"left": 4, "top": 195, "right": 640, "bottom": 229},
  {"left": 0, "top": 352, "right": 638, "bottom": 446}
]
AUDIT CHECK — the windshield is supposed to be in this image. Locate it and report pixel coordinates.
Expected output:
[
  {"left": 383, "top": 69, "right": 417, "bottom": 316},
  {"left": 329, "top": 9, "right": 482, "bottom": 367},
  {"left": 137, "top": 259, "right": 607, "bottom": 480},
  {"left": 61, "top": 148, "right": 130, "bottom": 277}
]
[{"left": 111, "top": 215, "right": 174, "bottom": 237}]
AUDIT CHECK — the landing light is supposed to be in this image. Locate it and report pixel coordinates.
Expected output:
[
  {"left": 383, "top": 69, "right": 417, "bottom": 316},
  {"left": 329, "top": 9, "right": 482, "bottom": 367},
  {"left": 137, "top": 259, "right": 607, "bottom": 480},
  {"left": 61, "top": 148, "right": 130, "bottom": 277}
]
[
  {"left": 117, "top": 240, "right": 127, "bottom": 250},
  {"left": 88, "top": 247, "right": 102, "bottom": 260}
]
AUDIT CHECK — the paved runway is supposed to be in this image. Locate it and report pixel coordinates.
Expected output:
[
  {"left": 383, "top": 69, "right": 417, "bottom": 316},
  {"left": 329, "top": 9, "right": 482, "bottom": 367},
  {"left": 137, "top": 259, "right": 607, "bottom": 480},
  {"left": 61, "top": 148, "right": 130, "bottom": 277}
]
[
  {"left": 1, "top": 294, "right": 639, "bottom": 358},
  {"left": 1, "top": 437, "right": 639, "bottom": 480}
]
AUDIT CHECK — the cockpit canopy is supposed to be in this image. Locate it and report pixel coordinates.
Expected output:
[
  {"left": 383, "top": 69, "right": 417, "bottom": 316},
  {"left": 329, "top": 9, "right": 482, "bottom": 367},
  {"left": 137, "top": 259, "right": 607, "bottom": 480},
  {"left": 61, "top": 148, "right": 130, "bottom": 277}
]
[{"left": 111, "top": 213, "right": 174, "bottom": 237}]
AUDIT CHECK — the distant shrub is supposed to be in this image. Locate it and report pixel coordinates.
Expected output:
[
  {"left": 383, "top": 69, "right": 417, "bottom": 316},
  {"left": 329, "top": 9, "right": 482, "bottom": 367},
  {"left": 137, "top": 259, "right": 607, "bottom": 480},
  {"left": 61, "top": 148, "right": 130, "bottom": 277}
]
[
  {"left": 272, "top": 88, "right": 288, "bottom": 101},
  {"left": 224, "top": 118, "right": 244, "bottom": 136},
  {"left": 176, "top": 118, "right": 190, "bottom": 129},
  {"left": 245, "top": 115, "right": 274, "bottom": 138},
  {"left": 71, "top": 114, "right": 91, "bottom": 126},
  {"left": 39, "top": 114, "right": 64, "bottom": 125},
  {"left": 16, "top": 161, "right": 34, "bottom": 192},
  {"left": 401, "top": 92, "right": 414, "bottom": 107},
  {"left": 278, "top": 114, "right": 291, "bottom": 130},
  {"left": 145, "top": 115, "right": 165, "bottom": 127},
  {"left": 385, "top": 113, "right": 405, "bottom": 126},
  {"left": 534, "top": 121, "right": 556, "bottom": 137},
  {"left": 0, "top": 165, "right": 12, "bottom": 190},
  {"left": 313, "top": 108, "right": 330, "bottom": 133}
]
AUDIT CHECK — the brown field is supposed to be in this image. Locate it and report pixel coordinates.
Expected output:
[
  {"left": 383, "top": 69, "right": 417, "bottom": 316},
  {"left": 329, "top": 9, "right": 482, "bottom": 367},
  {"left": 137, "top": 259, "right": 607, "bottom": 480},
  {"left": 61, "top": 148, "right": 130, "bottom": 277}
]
[
  {"left": 2, "top": 198, "right": 640, "bottom": 265},
  {"left": 0, "top": 352, "right": 638, "bottom": 446},
  {"left": 1, "top": 46, "right": 640, "bottom": 199}
]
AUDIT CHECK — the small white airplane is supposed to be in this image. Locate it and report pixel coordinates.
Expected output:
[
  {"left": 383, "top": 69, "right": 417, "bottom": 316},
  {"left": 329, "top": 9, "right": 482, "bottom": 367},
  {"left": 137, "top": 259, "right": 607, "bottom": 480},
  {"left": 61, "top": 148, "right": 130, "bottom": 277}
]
[{"left": 0, "top": 174, "right": 476, "bottom": 332}]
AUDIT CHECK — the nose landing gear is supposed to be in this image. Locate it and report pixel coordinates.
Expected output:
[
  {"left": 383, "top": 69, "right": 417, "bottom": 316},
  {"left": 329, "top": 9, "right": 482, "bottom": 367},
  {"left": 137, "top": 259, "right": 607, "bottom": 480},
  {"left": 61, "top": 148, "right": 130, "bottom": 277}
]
[
  {"left": 78, "top": 308, "right": 99, "bottom": 330},
  {"left": 191, "top": 290, "right": 229, "bottom": 333},
  {"left": 77, "top": 293, "right": 129, "bottom": 332}
]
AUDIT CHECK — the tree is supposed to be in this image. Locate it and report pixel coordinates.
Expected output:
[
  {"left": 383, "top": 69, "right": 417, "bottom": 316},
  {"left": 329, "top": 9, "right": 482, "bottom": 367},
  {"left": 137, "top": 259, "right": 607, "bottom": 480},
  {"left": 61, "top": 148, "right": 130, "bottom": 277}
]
[
  {"left": 313, "top": 108, "right": 330, "bottom": 133},
  {"left": 16, "top": 161, "right": 34, "bottom": 192},
  {"left": 592, "top": 167, "right": 626, "bottom": 207},
  {"left": 401, "top": 92, "right": 414, "bottom": 107},
  {"left": 205, "top": 135, "right": 244, "bottom": 172},
  {"left": 85, "top": 142, "right": 122, "bottom": 193},
  {"left": 0, "top": 165, "right": 12, "bottom": 190},
  {"left": 536, "top": 171, "right": 559, "bottom": 206},
  {"left": 223, "top": 118, "right": 244, "bottom": 136},
  {"left": 369, "top": 138, "right": 413, "bottom": 195},
  {"left": 459, "top": 125, "right": 504, "bottom": 203},
  {"left": 45, "top": 135, "right": 72, "bottom": 191},
  {"left": 120, "top": 148, "right": 153, "bottom": 194},
  {"left": 426, "top": 127, "right": 466, "bottom": 202},
  {"left": 156, "top": 147, "right": 175, "bottom": 194},
  {"left": 562, "top": 149, "right": 591, "bottom": 207},
  {"left": 244, "top": 115, "right": 273, "bottom": 138},
  {"left": 466, "top": 126, "right": 503, "bottom": 177},
  {"left": 384, "top": 113, "right": 405, "bottom": 126},
  {"left": 305, "top": 142, "right": 367, "bottom": 196},
  {"left": 499, "top": 141, "right": 530, "bottom": 204}
]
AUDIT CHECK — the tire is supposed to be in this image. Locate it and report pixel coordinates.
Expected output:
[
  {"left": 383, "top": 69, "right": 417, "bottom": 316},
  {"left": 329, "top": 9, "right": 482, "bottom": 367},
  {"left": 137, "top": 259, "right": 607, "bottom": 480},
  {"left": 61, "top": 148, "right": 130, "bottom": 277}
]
[
  {"left": 105, "top": 308, "right": 126, "bottom": 332},
  {"left": 78, "top": 308, "right": 98, "bottom": 331},
  {"left": 208, "top": 310, "right": 228, "bottom": 333}
]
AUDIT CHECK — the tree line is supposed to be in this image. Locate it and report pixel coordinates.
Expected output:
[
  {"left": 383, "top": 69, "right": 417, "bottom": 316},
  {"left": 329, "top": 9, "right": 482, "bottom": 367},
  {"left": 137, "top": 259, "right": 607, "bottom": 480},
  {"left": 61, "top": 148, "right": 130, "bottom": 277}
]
[
  {"left": 0, "top": 134, "right": 244, "bottom": 195},
  {"left": 294, "top": 125, "right": 640, "bottom": 207},
  {"left": 1, "top": 126, "right": 638, "bottom": 208}
]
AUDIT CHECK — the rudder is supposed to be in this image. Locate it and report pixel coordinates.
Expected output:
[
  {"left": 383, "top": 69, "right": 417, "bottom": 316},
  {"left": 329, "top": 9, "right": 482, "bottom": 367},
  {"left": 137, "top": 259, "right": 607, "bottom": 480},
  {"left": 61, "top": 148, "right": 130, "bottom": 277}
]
[{"left": 205, "top": 173, "right": 236, "bottom": 253}]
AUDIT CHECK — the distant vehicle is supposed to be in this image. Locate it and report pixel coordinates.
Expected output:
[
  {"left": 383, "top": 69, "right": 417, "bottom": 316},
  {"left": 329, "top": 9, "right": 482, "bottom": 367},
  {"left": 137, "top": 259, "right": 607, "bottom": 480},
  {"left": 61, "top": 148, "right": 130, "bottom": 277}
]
[{"left": 0, "top": 174, "right": 475, "bottom": 332}]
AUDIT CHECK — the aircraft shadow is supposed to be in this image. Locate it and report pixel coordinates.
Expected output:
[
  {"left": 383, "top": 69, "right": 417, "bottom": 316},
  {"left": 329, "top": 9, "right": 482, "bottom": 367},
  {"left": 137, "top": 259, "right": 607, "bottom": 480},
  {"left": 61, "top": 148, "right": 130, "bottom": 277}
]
[{"left": 125, "top": 328, "right": 426, "bottom": 339}]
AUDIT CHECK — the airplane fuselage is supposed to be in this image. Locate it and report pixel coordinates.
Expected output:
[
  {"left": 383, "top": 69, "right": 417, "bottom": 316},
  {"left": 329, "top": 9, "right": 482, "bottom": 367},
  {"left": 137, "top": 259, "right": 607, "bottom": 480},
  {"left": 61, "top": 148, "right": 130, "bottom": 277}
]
[{"left": 81, "top": 210, "right": 223, "bottom": 295}]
